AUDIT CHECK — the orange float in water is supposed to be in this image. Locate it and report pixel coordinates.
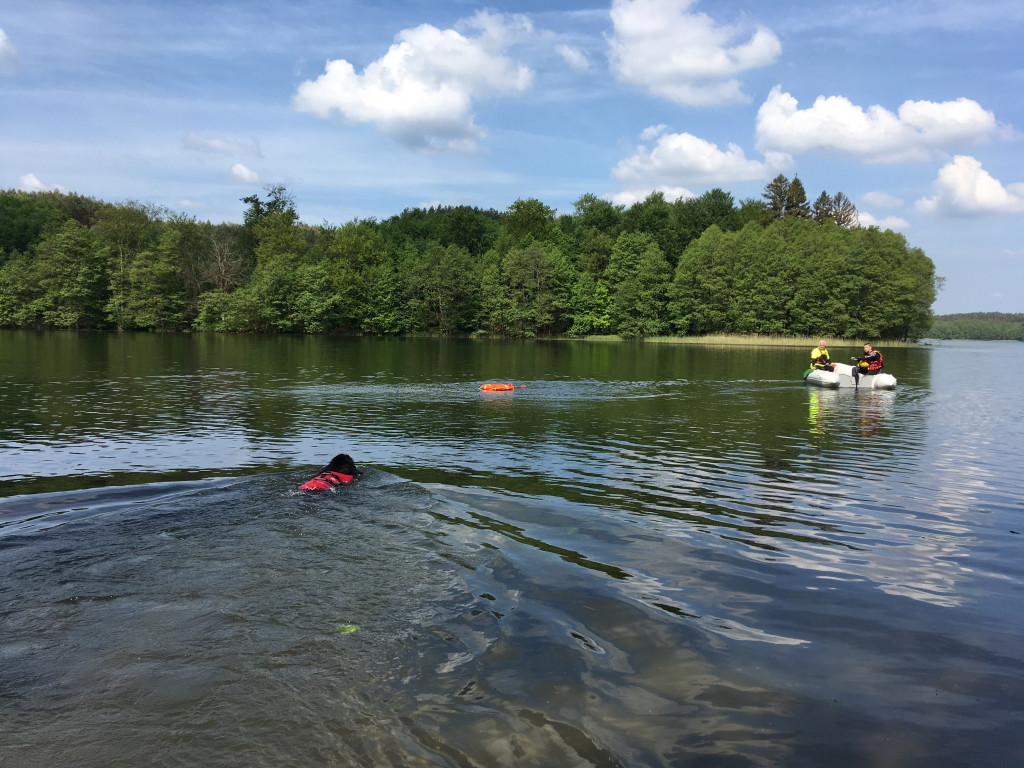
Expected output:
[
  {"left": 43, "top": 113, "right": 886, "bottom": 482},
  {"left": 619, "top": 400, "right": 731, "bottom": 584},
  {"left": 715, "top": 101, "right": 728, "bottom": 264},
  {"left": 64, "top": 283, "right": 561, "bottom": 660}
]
[{"left": 480, "top": 383, "right": 520, "bottom": 391}]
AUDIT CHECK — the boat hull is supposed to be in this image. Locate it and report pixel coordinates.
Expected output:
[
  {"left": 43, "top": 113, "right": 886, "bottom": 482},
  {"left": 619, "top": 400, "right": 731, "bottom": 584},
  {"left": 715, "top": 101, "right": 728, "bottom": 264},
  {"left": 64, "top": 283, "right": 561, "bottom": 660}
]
[
  {"left": 805, "top": 363, "right": 897, "bottom": 389},
  {"left": 805, "top": 369, "right": 840, "bottom": 388},
  {"left": 832, "top": 362, "right": 897, "bottom": 389}
]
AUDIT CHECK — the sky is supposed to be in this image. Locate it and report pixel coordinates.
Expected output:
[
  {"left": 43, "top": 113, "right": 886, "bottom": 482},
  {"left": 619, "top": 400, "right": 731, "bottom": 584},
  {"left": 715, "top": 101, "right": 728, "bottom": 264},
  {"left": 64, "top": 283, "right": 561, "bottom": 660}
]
[{"left": 1, "top": 0, "right": 1022, "bottom": 314}]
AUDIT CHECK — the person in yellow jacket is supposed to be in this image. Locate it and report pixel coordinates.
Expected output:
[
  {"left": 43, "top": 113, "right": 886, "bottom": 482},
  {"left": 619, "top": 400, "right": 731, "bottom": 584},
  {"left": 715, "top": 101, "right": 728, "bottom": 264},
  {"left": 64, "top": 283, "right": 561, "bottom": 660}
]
[{"left": 810, "top": 340, "right": 834, "bottom": 372}]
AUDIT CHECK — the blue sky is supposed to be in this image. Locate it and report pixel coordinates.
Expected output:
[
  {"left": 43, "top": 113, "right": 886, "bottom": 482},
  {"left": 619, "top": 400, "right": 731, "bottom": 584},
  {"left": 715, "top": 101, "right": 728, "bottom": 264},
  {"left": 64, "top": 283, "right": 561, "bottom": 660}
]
[{"left": 1, "top": 0, "right": 1021, "bottom": 313}]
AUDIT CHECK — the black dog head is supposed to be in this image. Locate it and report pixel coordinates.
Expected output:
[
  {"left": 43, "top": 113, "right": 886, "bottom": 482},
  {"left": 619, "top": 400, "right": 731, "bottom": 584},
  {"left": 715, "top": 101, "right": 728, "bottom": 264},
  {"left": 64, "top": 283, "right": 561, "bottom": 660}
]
[{"left": 324, "top": 453, "right": 360, "bottom": 476}]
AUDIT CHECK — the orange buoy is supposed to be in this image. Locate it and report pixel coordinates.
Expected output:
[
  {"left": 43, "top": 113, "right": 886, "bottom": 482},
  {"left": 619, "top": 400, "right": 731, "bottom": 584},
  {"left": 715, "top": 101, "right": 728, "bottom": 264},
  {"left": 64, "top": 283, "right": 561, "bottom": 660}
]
[{"left": 480, "top": 382, "right": 517, "bottom": 391}]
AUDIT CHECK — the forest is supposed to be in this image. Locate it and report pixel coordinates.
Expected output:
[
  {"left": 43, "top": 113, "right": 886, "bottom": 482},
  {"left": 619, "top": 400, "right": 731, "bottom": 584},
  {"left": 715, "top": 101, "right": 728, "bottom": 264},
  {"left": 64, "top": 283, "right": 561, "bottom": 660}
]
[
  {"left": 929, "top": 313, "right": 1024, "bottom": 341},
  {"left": 0, "top": 175, "right": 939, "bottom": 340}
]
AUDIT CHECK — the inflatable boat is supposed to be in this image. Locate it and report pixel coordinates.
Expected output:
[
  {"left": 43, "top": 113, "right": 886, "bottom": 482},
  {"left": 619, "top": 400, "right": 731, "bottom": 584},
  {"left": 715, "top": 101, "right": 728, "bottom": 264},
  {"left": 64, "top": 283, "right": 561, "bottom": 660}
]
[
  {"left": 804, "top": 367, "right": 840, "bottom": 388},
  {"left": 805, "top": 362, "right": 896, "bottom": 390}
]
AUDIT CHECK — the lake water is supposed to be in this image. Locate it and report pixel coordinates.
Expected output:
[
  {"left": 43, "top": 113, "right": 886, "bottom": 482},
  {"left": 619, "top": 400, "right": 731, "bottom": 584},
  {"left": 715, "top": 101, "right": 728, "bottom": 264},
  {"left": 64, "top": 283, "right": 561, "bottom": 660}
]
[{"left": 1, "top": 332, "right": 1022, "bottom": 767}]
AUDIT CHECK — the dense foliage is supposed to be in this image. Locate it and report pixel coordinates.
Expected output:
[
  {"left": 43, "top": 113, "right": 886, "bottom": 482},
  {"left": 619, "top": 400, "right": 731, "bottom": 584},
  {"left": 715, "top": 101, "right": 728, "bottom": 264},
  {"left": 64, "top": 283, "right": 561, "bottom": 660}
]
[
  {"left": 0, "top": 177, "right": 940, "bottom": 340},
  {"left": 929, "top": 313, "right": 1024, "bottom": 341}
]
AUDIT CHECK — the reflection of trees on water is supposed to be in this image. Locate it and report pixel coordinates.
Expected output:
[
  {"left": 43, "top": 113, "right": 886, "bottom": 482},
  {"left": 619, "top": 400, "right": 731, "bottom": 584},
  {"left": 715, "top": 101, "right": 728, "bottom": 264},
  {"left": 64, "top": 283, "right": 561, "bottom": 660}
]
[{"left": 0, "top": 331, "right": 976, "bottom": 606}]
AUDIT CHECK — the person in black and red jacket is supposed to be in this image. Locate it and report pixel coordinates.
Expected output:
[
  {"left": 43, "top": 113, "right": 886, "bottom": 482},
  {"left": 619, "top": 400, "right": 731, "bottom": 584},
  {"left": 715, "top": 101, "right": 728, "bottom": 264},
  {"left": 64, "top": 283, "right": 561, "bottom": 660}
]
[{"left": 851, "top": 343, "right": 883, "bottom": 382}]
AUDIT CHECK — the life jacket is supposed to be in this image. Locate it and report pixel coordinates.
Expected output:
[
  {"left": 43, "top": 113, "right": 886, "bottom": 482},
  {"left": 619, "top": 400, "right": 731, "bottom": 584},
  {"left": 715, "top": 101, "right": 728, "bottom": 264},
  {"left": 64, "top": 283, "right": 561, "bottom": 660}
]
[
  {"left": 298, "top": 471, "right": 355, "bottom": 491},
  {"left": 858, "top": 350, "right": 883, "bottom": 372},
  {"left": 810, "top": 347, "right": 830, "bottom": 368}
]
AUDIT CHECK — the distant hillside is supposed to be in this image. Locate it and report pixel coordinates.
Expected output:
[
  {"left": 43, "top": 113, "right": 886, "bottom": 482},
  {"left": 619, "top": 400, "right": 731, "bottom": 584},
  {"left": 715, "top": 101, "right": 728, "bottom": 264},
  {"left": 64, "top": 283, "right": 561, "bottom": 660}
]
[{"left": 930, "top": 312, "right": 1024, "bottom": 340}]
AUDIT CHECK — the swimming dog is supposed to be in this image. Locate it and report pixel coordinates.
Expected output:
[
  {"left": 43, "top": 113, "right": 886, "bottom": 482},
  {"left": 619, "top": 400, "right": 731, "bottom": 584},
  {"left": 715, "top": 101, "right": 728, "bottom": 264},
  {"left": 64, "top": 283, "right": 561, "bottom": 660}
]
[{"left": 298, "top": 453, "right": 361, "bottom": 491}]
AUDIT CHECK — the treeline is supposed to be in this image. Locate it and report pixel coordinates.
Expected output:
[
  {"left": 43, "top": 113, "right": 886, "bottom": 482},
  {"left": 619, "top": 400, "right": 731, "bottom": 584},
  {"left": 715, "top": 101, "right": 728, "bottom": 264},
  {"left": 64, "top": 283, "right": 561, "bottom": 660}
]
[
  {"left": 929, "top": 313, "right": 1024, "bottom": 341},
  {"left": 0, "top": 176, "right": 938, "bottom": 340}
]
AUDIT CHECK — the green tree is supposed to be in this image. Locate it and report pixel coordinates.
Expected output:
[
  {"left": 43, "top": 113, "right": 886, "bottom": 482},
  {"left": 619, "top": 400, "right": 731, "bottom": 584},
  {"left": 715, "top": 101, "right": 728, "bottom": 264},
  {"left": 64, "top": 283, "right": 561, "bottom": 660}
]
[
  {"left": 319, "top": 219, "right": 389, "bottom": 331},
  {"left": 622, "top": 191, "right": 679, "bottom": 266},
  {"left": 605, "top": 231, "right": 671, "bottom": 336},
  {"left": 500, "top": 198, "right": 559, "bottom": 249},
  {"left": 669, "top": 225, "right": 735, "bottom": 335},
  {"left": 784, "top": 177, "right": 811, "bottom": 219},
  {"left": 480, "top": 242, "right": 571, "bottom": 336},
  {"left": 728, "top": 224, "right": 795, "bottom": 334},
  {"left": 737, "top": 197, "right": 768, "bottom": 227},
  {"left": 9, "top": 220, "right": 109, "bottom": 328},
  {"left": 572, "top": 193, "right": 623, "bottom": 237},
  {"left": 0, "top": 192, "right": 68, "bottom": 262},
  {"left": 572, "top": 225, "right": 616, "bottom": 278},
  {"left": 812, "top": 190, "right": 858, "bottom": 228},
  {"left": 193, "top": 288, "right": 262, "bottom": 332},
  {"left": 566, "top": 272, "right": 612, "bottom": 336},
  {"left": 0, "top": 250, "right": 36, "bottom": 326},
  {"left": 436, "top": 206, "right": 499, "bottom": 256},
  {"left": 831, "top": 192, "right": 858, "bottom": 229},
  {"left": 241, "top": 208, "right": 308, "bottom": 331},
  {"left": 117, "top": 227, "right": 188, "bottom": 329},
  {"left": 359, "top": 248, "right": 405, "bottom": 334},
  {"left": 238, "top": 184, "right": 296, "bottom": 266},
  {"left": 32, "top": 190, "right": 104, "bottom": 227},
  {"left": 200, "top": 224, "right": 247, "bottom": 291},
  {"left": 568, "top": 193, "right": 622, "bottom": 277},
  {"left": 762, "top": 174, "right": 791, "bottom": 221},
  {"left": 847, "top": 228, "right": 937, "bottom": 340},
  {"left": 93, "top": 201, "right": 162, "bottom": 329},
  {"left": 405, "top": 242, "right": 481, "bottom": 334},
  {"left": 812, "top": 191, "right": 833, "bottom": 225},
  {"left": 158, "top": 217, "right": 220, "bottom": 322},
  {"left": 672, "top": 188, "right": 741, "bottom": 251},
  {"left": 291, "top": 261, "right": 347, "bottom": 333},
  {"left": 762, "top": 174, "right": 811, "bottom": 221},
  {"left": 781, "top": 219, "right": 855, "bottom": 336}
]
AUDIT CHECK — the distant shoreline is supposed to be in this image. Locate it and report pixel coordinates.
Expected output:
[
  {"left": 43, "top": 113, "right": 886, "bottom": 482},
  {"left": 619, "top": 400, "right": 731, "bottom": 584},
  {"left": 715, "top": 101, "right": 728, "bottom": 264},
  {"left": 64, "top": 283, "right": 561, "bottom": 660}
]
[
  {"left": 565, "top": 334, "right": 924, "bottom": 348},
  {"left": 0, "top": 328, "right": 931, "bottom": 347}
]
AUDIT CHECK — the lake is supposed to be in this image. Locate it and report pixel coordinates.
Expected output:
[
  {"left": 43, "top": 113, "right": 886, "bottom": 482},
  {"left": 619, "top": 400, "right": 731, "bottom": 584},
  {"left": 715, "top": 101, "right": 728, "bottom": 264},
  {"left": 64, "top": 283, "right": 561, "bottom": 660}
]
[{"left": 1, "top": 331, "right": 1022, "bottom": 767}]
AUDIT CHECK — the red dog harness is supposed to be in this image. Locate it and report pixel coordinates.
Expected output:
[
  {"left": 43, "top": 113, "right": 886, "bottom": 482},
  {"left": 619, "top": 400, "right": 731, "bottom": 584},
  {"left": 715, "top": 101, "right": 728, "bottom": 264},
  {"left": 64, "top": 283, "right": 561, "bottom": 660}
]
[{"left": 298, "top": 471, "right": 355, "bottom": 491}]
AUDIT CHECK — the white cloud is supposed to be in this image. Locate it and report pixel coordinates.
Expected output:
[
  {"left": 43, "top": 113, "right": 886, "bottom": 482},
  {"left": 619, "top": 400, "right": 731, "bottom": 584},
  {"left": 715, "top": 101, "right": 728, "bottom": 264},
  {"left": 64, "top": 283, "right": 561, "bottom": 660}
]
[
  {"left": 183, "top": 133, "right": 262, "bottom": 156},
  {"left": 461, "top": 8, "right": 535, "bottom": 46},
  {"left": 756, "top": 87, "right": 999, "bottom": 163},
  {"left": 557, "top": 44, "right": 589, "bottom": 72},
  {"left": 612, "top": 129, "right": 790, "bottom": 194},
  {"left": 178, "top": 199, "right": 205, "bottom": 209},
  {"left": 610, "top": 186, "right": 694, "bottom": 207},
  {"left": 858, "top": 212, "right": 910, "bottom": 231},
  {"left": 640, "top": 124, "right": 667, "bottom": 141},
  {"left": 862, "top": 191, "right": 904, "bottom": 208},
  {"left": 915, "top": 155, "right": 1024, "bottom": 216},
  {"left": 231, "top": 163, "right": 260, "bottom": 184},
  {"left": 0, "top": 29, "right": 16, "bottom": 73},
  {"left": 293, "top": 11, "right": 533, "bottom": 152},
  {"left": 17, "top": 173, "right": 65, "bottom": 193},
  {"left": 18, "top": 173, "right": 46, "bottom": 192},
  {"left": 608, "top": 0, "right": 780, "bottom": 106}
]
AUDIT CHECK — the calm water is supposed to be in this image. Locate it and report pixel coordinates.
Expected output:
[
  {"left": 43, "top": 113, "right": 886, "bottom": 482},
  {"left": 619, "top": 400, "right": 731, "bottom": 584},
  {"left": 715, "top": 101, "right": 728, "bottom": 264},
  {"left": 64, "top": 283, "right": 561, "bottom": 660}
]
[{"left": 1, "top": 332, "right": 1022, "bottom": 767}]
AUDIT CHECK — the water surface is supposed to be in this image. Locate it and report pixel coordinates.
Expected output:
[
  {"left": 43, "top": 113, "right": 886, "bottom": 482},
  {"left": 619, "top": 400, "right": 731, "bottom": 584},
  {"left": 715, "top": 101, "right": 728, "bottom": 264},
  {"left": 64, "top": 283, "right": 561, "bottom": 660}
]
[{"left": 1, "top": 332, "right": 1022, "bottom": 766}]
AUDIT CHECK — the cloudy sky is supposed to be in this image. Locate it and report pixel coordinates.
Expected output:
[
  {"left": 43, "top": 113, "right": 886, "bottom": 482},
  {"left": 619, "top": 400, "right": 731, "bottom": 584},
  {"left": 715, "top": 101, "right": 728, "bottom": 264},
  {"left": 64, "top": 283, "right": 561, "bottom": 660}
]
[{"left": 1, "top": 0, "right": 1021, "bottom": 313}]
